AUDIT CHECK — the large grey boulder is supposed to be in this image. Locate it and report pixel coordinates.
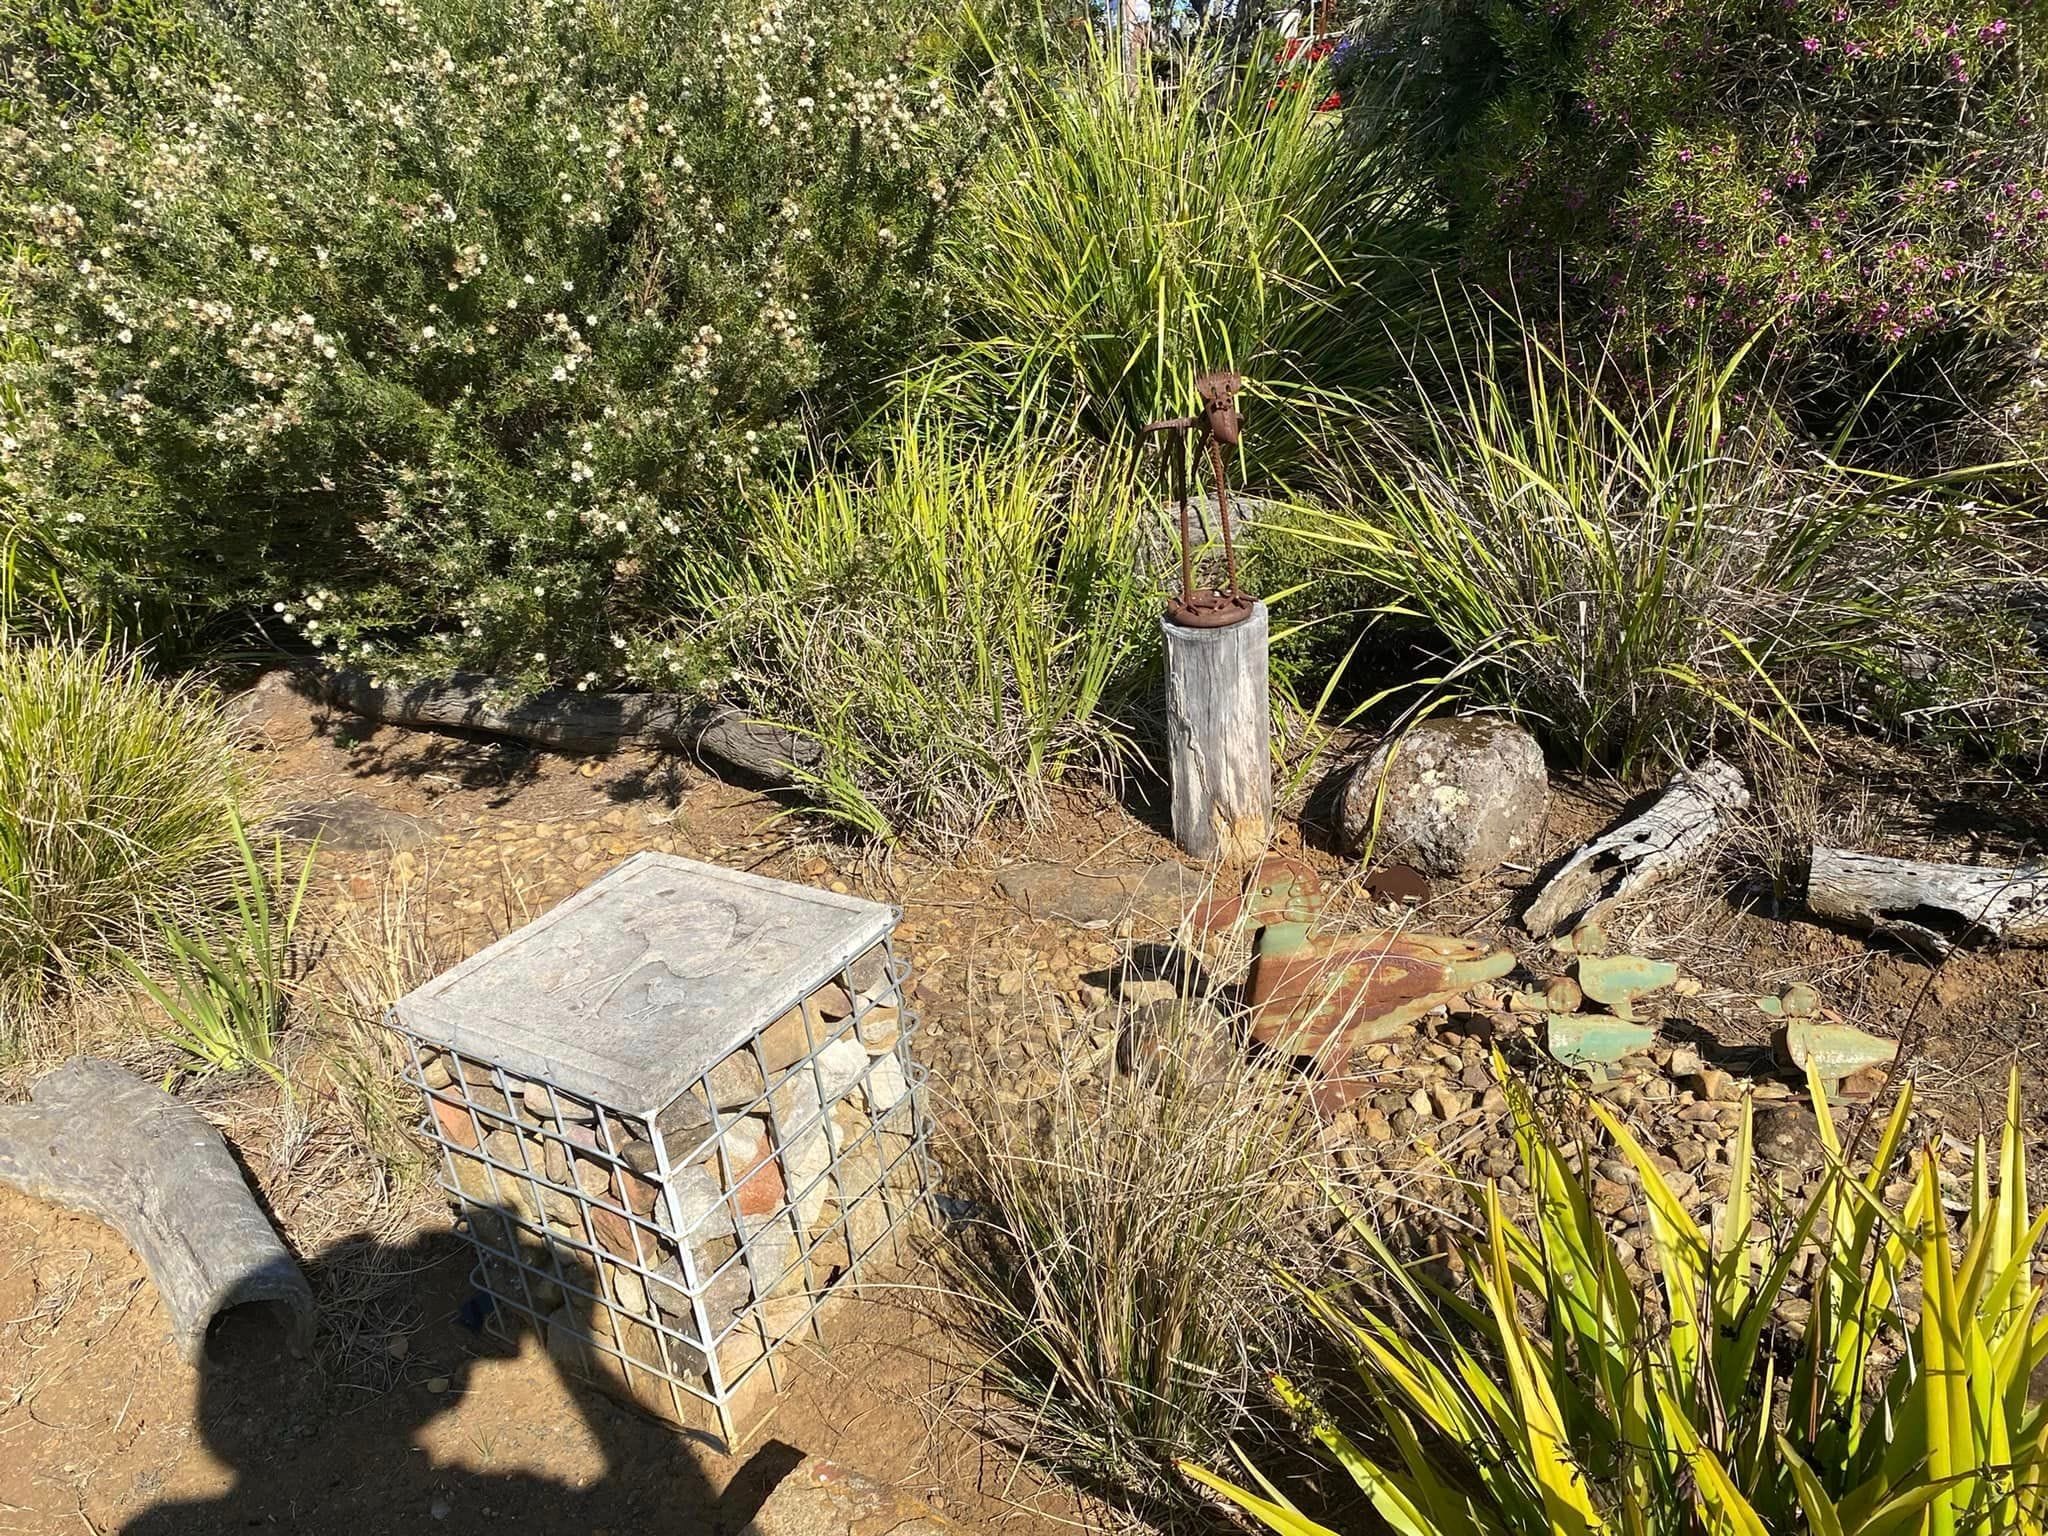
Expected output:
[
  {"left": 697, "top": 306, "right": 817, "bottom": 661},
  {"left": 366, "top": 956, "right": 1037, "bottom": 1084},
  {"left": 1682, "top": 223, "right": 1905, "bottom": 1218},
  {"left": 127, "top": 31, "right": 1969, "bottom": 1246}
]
[{"left": 1340, "top": 716, "right": 1549, "bottom": 877}]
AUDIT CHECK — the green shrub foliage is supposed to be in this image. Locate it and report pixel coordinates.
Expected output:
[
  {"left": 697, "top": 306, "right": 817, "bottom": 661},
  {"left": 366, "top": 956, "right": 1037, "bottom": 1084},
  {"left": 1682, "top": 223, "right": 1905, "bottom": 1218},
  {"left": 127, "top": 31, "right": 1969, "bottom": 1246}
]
[
  {"left": 1, "top": 0, "right": 985, "bottom": 686},
  {"left": 1358, "top": 0, "right": 2048, "bottom": 441}
]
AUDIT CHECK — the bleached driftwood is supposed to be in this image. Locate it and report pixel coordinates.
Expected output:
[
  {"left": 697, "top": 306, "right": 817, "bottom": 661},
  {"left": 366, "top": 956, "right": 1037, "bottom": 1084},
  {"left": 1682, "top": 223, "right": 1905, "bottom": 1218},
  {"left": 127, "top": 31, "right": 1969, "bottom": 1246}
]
[
  {"left": 1522, "top": 758, "right": 1750, "bottom": 936},
  {"left": 1807, "top": 847, "right": 2048, "bottom": 955},
  {"left": 319, "top": 669, "right": 816, "bottom": 787},
  {"left": 1162, "top": 603, "right": 1273, "bottom": 863},
  {"left": 0, "top": 1060, "right": 314, "bottom": 1363}
]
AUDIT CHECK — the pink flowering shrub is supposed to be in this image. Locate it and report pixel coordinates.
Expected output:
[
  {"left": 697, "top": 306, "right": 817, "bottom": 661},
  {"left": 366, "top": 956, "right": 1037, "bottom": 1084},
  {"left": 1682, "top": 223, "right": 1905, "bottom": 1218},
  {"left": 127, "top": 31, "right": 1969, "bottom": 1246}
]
[
  {"left": 1355, "top": 0, "right": 2048, "bottom": 451},
  {"left": 0, "top": 0, "right": 989, "bottom": 688}
]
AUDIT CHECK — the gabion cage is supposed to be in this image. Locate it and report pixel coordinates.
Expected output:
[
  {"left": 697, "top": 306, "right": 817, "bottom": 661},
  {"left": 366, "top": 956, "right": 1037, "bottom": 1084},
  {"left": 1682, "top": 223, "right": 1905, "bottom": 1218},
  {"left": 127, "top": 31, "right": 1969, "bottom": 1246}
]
[{"left": 389, "top": 852, "right": 931, "bottom": 1447}]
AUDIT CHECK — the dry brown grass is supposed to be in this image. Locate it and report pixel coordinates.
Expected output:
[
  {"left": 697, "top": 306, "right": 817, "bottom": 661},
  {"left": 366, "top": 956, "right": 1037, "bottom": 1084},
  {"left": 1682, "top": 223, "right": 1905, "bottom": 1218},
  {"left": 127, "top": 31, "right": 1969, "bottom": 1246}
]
[{"left": 931, "top": 952, "right": 1339, "bottom": 1521}]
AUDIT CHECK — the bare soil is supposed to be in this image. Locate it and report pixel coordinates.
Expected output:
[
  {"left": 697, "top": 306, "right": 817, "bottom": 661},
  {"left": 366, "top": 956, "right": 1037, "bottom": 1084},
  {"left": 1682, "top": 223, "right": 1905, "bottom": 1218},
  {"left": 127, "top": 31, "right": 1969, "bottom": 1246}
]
[{"left": 1, "top": 678, "right": 2043, "bottom": 1533}]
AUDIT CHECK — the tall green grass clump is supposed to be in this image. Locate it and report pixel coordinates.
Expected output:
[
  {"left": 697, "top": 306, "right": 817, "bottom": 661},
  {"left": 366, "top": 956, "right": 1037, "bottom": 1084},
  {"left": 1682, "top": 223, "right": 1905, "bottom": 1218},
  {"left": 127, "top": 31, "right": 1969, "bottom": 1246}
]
[
  {"left": 714, "top": 413, "right": 1151, "bottom": 844},
  {"left": 1196, "top": 1065, "right": 2048, "bottom": 1536},
  {"left": 1289, "top": 317, "right": 2036, "bottom": 771},
  {"left": 943, "top": 35, "right": 1434, "bottom": 474},
  {"left": 0, "top": 642, "right": 248, "bottom": 1040}
]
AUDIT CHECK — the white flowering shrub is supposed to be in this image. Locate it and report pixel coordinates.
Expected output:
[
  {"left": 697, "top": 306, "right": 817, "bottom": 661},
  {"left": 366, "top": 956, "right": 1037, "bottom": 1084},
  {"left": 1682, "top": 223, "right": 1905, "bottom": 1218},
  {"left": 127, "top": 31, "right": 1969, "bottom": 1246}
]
[{"left": 1, "top": 0, "right": 983, "bottom": 687}]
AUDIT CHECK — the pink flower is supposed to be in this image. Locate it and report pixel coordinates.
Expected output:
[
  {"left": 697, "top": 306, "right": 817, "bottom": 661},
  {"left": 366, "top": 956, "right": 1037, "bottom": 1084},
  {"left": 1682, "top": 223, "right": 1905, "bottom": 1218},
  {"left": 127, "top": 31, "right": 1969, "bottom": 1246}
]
[{"left": 1802, "top": 35, "right": 1822, "bottom": 51}]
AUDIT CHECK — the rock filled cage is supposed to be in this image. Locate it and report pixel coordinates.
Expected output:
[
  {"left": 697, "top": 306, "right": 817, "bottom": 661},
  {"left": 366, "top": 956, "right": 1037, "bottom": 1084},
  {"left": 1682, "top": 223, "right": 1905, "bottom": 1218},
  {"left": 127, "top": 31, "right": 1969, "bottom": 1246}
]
[{"left": 389, "top": 853, "right": 931, "bottom": 1446}]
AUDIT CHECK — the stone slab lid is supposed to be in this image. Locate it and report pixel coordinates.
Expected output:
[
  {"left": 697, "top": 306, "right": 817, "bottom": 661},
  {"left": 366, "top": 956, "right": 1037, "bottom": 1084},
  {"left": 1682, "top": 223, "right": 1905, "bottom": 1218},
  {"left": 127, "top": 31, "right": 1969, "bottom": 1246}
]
[{"left": 393, "top": 851, "right": 896, "bottom": 1116}]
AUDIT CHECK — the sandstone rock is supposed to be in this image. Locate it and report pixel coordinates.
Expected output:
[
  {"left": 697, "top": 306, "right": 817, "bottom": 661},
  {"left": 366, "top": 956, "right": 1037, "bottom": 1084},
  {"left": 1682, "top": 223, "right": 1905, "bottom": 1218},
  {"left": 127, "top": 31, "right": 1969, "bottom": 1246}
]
[
  {"left": 707, "top": 1051, "right": 768, "bottom": 1113},
  {"left": 993, "top": 860, "right": 1194, "bottom": 927},
  {"left": 1688, "top": 1068, "right": 1736, "bottom": 1102},
  {"left": 657, "top": 1087, "right": 715, "bottom": 1149},
  {"left": 1428, "top": 1084, "right": 1470, "bottom": 1121},
  {"left": 431, "top": 1094, "right": 481, "bottom": 1149},
  {"left": 743, "top": 1454, "right": 956, "bottom": 1536},
  {"left": 1591, "top": 1177, "right": 1633, "bottom": 1216},
  {"left": 1753, "top": 1103, "right": 1827, "bottom": 1176},
  {"left": 852, "top": 1005, "right": 901, "bottom": 1054},
  {"left": 861, "top": 1053, "right": 912, "bottom": 1133},
  {"left": 1340, "top": 716, "right": 1549, "bottom": 877},
  {"left": 265, "top": 792, "right": 428, "bottom": 850},
  {"left": 1115, "top": 998, "right": 1233, "bottom": 1083}
]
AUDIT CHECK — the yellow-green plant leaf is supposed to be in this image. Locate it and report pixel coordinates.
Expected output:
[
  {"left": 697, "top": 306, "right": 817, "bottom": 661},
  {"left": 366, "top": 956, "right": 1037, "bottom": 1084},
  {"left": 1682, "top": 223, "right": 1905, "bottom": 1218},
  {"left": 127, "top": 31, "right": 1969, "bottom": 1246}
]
[
  {"left": 1478, "top": 1187, "right": 1606, "bottom": 1536},
  {"left": 1779, "top": 1436, "right": 1848, "bottom": 1536},
  {"left": 1179, "top": 1462, "right": 1348, "bottom": 1536}
]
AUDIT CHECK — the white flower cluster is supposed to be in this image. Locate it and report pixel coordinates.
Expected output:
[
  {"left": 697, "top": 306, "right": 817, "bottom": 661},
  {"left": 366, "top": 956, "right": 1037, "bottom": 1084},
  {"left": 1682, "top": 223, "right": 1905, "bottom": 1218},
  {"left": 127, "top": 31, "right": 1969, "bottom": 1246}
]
[{"left": 542, "top": 310, "right": 593, "bottom": 382}]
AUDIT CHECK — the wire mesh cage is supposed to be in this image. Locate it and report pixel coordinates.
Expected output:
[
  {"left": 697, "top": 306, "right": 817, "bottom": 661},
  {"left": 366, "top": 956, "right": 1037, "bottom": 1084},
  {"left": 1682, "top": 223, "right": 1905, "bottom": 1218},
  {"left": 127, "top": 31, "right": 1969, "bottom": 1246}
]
[{"left": 388, "top": 852, "right": 931, "bottom": 1447}]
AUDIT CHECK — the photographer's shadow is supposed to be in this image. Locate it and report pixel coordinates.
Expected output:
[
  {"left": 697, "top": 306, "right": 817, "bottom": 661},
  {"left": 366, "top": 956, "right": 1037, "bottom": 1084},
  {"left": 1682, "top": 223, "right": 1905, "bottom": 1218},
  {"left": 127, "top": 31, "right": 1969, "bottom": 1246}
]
[{"left": 122, "top": 1219, "right": 800, "bottom": 1535}]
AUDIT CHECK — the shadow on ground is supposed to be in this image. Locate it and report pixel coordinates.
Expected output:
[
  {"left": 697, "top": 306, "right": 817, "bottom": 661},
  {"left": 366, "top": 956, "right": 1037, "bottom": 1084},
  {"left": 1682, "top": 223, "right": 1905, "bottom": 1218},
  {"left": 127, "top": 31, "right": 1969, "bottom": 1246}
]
[{"left": 122, "top": 1224, "right": 800, "bottom": 1536}]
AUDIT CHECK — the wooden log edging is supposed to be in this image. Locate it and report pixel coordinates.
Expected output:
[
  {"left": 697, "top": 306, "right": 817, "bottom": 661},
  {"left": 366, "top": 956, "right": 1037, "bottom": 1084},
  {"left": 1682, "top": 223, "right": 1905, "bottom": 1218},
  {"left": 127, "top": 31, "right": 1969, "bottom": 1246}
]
[
  {"left": 317, "top": 669, "right": 816, "bottom": 788},
  {"left": 0, "top": 1060, "right": 315, "bottom": 1363},
  {"left": 1807, "top": 847, "right": 2048, "bottom": 955}
]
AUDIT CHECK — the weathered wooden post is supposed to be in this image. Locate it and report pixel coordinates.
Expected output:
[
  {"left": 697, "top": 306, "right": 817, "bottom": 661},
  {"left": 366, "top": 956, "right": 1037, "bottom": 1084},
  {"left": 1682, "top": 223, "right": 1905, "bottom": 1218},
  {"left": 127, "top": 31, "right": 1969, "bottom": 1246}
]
[
  {"left": 1163, "top": 601, "right": 1272, "bottom": 862},
  {"left": 1145, "top": 371, "right": 1272, "bottom": 865}
]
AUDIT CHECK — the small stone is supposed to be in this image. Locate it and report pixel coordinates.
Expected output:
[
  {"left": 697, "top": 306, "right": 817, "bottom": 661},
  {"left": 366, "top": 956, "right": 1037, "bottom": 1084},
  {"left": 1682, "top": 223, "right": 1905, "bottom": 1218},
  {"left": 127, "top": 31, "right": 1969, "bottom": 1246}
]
[
  {"left": 1688, "top": 1068, "right": 1736, "bottom": 1102},
  {"left": 1358, "top": 1107, "right": 1392, "bottom": 1141},
  {"left": 1428, "top": 1084, "right": 1470, "bottom": 1121},
  {"left": 1674, "top": 1138, "right": 1709, "bottom": 1171},
  {"left": 386, "top": 1333, "right": 411, "bottom": 1359},
  {"left": 430, "top": 1095, "right": 481, "bottom": 1150},
  {"left": 853, "top": 1005, "right": 901, "bottom": 1054},
  {"left": 612, "top": 1266, "right": 651, "bottom": 1318},
  {"left": 656, "top": 1094, "right": 716, "bottom": 1160},
  {"left": 1591, "top": 1178, "right": 1632, "bottom": 1217},
  {"left": 1754, "top": 1103, "right": 1827, "bottom": 1175},
  {"left": 1408, "top": 1088, "right": 1432, "bottom": 1120},
  {"left": 464, "top": 1084, "right": 513, "bottom": 1120},
  {"left": 997, "top": 969, "right": 1027, "bottom": 998},
  {"left": 704, "top": 1056, "right": 770, "bottom": 1114},
  {"left": 755, "top": 1007, "right": 817, "bottom": 1074},
  {"left": 1117, "top": 975, "right": 1177, "bottom": 1007},
  {"left": 1666, "top": 1046, "right": 1703, "bottom": 1078},
  {"left": 810, "top": 981, "right": 856, "bottom": 1019},
  {"left": 425, "top": 1376, "right": 450, "bottom": 1395},
  {"left": 1480, "top": 1086, "right": 1507, "bottom": 1116},
  {"left": 421, "top": 1054, "right": 454, "bottom": 1090}
]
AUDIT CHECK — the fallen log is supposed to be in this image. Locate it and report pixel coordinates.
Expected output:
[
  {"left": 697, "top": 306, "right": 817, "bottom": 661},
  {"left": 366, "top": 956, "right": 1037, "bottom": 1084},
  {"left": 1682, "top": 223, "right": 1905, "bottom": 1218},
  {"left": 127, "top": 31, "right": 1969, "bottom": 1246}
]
[
  {"left": 0, "top": 1060, "right": 314, "bottom": 1363},
  {"left": 317, "top": 669, "right": 816, "bottom": 787},
  {"left": 1807, "top": 847, "right": 2048, "bottom": 955},
  {"left": 1522, "top": 758, "right": 1750, "bottom": 936}
]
